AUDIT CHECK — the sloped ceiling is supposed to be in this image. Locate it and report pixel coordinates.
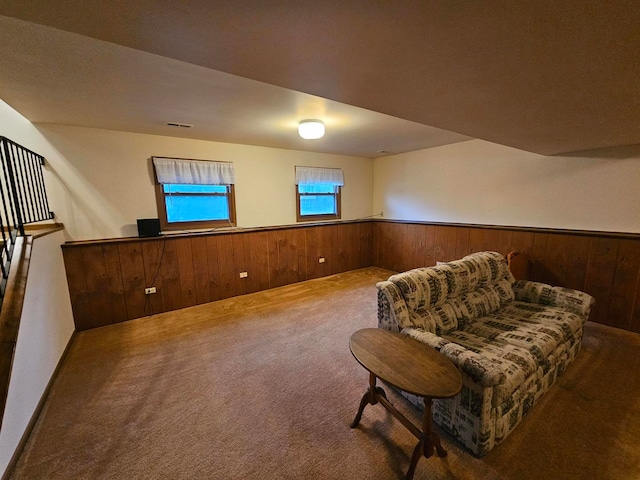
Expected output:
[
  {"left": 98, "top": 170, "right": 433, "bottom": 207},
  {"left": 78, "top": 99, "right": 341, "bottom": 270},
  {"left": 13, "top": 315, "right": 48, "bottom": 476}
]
[{"left": 1, "top": 1, "right": 639, "bottom": 156}]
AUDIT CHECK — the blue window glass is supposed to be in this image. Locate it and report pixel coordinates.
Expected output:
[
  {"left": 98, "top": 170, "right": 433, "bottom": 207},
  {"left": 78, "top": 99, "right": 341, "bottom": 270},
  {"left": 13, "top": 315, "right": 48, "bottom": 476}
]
[
  {"left": 299, "top": 183, "right": 337, "bottom": 216},
  {"left": 163, "top": 184, "right": 230, "bottom": 223},
  {"left": 164, "top": 184, "right": 228, "bottom": 194}
]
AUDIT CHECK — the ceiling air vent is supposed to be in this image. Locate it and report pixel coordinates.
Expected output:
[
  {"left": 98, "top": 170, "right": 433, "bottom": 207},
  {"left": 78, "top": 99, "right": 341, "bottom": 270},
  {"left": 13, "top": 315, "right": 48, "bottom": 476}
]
[{"left": 165, "top": 122, "right": 193, "bottom": 128}]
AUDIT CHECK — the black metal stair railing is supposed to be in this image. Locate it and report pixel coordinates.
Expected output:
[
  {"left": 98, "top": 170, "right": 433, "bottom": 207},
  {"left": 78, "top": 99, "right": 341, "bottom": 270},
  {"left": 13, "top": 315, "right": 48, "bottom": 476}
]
[{"left": 0, "top": 136, "right": 54, "bottom": 306}]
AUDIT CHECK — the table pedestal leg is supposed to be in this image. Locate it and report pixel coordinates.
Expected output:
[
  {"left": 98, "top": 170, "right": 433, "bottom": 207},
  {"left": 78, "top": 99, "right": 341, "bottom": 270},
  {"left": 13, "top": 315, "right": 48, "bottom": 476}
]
[
  {"left": 351, "top": 373, "right": 387, "bottom": 428},
  {"left": 351, "top": 378, "right": 447, "bottom": 480},
  {"left": 405, "top": 398, "right": 446, "bottom": 480}
]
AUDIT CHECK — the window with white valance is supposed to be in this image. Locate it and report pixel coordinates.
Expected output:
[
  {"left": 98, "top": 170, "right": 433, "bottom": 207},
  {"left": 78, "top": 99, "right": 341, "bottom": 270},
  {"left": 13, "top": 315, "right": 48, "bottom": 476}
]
[
  {"left": 152, "top": 157, "right": 236, "bottom": 230},
  {"left": 295, "top": 166, "right": 344, "bottom": 186},
  {"left": 295, "top": 166, "right": 343, "bottom": 222},
  {"left": 153, "top": 157, "right": 235, "bottom": 185}
]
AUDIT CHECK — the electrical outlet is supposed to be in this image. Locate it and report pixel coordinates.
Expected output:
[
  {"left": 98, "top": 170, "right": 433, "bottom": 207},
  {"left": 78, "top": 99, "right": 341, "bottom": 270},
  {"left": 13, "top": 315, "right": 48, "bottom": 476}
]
[
  {"left": 239, "top": 272, "right": 248, "bottom": 278},
  {"left": 145, "top": 287, "right": 157, "bottom": 294},
  {"left": 319, "top": 257, "right": 325, "bottom": 263}
]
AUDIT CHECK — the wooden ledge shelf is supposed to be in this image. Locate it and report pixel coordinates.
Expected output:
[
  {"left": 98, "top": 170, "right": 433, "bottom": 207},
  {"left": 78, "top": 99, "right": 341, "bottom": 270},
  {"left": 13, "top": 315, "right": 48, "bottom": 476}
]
[{"left": 62, "top": 218, "right": 374, "bottom": 248}]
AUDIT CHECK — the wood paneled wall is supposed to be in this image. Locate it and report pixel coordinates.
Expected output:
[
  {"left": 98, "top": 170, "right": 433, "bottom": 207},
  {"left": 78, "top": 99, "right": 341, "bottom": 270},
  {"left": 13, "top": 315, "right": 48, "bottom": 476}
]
[
  {"left": 63, "top": 222, "right": 373, "bottom": 330},
  {"left": 373, "top": 221, "right": 640, "bottom": 333},
  {"left": 63, "top": 220, "right": 640, "bottom": 334}
]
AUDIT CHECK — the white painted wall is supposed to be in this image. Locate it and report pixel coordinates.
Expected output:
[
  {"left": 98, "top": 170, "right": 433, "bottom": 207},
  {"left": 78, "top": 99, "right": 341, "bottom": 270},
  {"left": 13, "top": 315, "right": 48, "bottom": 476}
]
[
  {"left": 33, "top": 123, "right": 373, "bottom": 240},
  {"left": 1, "top": 98, "right": 373, "bottom": 241},
  {"left": 373, "top": 139, "right": 640, "bottom": 234},
  {"left": 0, "top": 230, "right": 75, "bottom": 477}
]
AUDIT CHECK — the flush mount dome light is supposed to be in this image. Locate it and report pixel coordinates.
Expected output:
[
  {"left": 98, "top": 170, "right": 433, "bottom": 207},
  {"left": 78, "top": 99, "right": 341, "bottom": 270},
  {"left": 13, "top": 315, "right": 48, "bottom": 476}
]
[{"left": 298, "top": 120, "right": 325, "bottom": 139}]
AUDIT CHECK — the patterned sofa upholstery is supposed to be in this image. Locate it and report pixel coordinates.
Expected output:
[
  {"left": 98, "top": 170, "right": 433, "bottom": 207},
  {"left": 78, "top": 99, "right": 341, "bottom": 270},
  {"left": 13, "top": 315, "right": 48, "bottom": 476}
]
[{"left": 376, "top": 251, "right": 594, "bottom": 457}]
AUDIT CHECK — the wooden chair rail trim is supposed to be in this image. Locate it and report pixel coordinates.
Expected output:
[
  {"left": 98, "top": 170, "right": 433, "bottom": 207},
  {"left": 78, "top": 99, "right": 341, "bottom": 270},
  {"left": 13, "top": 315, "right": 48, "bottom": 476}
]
[
  {"left": 374, "top": 219, "right": 640, "bottom": 241},
  {"left": 62, "top": 218, "right": 640, "bottom": 249}
]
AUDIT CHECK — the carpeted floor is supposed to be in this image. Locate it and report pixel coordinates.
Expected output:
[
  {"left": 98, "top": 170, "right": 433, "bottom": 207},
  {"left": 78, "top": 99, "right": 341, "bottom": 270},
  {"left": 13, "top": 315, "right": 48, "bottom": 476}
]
[{"left": 10, "top": 267, "right": 640, "bottom": 479}]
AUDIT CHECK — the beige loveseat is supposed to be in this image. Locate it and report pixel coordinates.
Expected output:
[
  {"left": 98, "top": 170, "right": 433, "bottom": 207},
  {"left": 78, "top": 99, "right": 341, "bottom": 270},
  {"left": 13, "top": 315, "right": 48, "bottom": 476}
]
[{"left": 376, "top": 251, "right": 594, "bottom": 456}]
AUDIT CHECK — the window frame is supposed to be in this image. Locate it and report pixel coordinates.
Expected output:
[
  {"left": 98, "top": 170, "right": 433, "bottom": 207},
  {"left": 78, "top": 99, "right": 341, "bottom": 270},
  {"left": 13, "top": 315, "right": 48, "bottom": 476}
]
[
  {"left": 154, "top": 182, "right": 237, "bottom": 231},
  {"left": 295, "top": 184, "right": 341, "bottom": 222}
]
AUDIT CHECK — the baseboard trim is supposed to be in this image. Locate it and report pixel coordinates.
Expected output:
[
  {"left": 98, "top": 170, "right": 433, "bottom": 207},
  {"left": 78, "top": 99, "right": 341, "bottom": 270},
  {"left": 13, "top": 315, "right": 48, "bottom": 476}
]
[{"left": 1, "top": 329, "right": 77, "bottom": 480}]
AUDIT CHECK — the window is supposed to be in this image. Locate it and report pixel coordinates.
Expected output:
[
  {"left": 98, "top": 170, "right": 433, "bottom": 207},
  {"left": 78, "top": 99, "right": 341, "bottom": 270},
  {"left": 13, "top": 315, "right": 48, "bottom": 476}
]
[
  {"left": 153, "top": 157, "right": 236, "bottom": 230},
  {"left": 295, "top": 166, "right": 343, "bottom": 222}
]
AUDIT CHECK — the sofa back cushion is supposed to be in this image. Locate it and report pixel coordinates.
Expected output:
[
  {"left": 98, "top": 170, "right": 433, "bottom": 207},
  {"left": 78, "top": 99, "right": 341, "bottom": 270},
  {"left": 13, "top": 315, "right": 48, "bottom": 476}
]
[
  {"left": 463, "top": 251, "right": 514, "bottom": 285},
  {"left": 388, "top": 267, "right": 449, "bottom": 311},
  {"left": 439, "top": 260, "right": 479, "bottom": 298},
  {"left": 457, "top": 285, "right": 503, "bottom": 319},
  {"left": 439, "top": 252, "right": 515, "bottom": 325},
  {"left": 386, "top": 252, "right": 515, "bottom": 335},
  {"left": 409, "top": 303, "right": 458, "bottom": 335},
  {"left": 442, "top": 251, "right": 514, "bottom": 298}
]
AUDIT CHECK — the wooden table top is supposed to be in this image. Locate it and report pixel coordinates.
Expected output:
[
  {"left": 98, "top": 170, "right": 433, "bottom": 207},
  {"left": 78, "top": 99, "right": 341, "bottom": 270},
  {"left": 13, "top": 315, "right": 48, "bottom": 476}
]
[{"left": 350, "top": 328, "right": 462, "bottom": 399}]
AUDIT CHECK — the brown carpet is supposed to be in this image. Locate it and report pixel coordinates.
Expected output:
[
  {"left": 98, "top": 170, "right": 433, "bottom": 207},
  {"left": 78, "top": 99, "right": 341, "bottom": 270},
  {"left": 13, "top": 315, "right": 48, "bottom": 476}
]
[{"left": 10, "top": 267, "right": 640, "bottom": 479}]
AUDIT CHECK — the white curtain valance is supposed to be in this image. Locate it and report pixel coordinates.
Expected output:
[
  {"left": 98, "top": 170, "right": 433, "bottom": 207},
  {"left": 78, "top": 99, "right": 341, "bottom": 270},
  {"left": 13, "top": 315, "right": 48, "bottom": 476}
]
[
  {"left": 295, "top": 166, "right": 344, "bottom": 186},
  {"left": 153, "top": 157, "right": 235, "bottom": 185}
]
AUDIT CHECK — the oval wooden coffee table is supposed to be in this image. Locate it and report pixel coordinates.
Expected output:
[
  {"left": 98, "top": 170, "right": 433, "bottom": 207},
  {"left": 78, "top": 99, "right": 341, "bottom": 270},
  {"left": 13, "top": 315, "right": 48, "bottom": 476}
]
[{"left": 350, "top": 328, "right": 462, "bottom": 480}]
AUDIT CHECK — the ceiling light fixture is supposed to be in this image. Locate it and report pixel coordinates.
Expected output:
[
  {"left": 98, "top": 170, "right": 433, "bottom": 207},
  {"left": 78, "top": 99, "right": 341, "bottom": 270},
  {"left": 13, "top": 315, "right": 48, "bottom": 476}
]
[{"left": 298, "top": 120, "right": 325, "bottom": 139}]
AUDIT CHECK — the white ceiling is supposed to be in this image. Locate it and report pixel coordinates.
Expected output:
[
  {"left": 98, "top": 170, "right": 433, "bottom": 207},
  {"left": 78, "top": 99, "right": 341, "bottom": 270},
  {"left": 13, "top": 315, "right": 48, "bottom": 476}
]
[
  {"left": 0, "top": 15, "right": 470, "bottom": 158},
  {"left": 1, "top": 2, "right": 639, "bottom": 157}
]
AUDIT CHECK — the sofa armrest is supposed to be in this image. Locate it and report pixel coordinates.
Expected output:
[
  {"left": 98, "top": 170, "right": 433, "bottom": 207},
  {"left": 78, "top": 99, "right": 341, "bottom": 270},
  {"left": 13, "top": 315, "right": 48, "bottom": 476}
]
[
  {"left": 439, "top": 343, "right": 506, "bottom": 387},
  {"left": 376, "top": 281, "right": 410, "bottom": 332},
  {"left": 402, "top": 327, "right": 450, "bottom": 350},
  {"left": 512, "top": 280, "right": 595, "bottom": 318},
  {"left": 402, "top": 327, "right": 505, "bottom": 387}
]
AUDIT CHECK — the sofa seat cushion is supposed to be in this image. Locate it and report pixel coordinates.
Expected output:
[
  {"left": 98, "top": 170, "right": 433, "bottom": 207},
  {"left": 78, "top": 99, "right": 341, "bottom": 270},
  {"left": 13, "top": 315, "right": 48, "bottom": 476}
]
[
  {"left": 457, "top": 302, "right": 582, "bottom": 365},
  {"left": 500, "top": 301, "right": 584, "bottom": 339},
  {"left": 460, "top": 322, "right": 556, "bottom": 369},
  {"left": 388, "top": 267, "right": 449, "bottom": 311},
  {"left": 439, "top": 329, "right": 539, "bottom": 403}
]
